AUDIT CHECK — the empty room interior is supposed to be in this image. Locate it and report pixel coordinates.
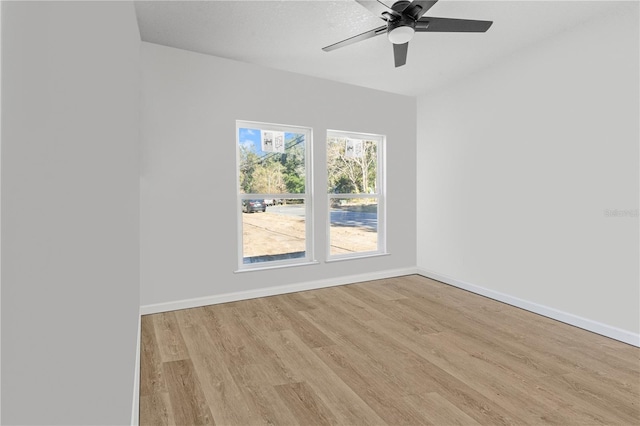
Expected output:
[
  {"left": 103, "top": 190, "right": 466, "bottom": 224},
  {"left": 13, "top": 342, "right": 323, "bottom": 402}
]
[{"left": 1, "top": 0, "right": 639, "bottom": 425}]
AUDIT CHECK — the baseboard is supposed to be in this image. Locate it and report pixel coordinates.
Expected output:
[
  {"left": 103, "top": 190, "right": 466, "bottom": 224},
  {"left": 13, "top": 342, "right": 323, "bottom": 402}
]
[
  {"left": 131, "top": 313, "right": 141, "bottom": 426},
  {"left": 140, "top": 267, "right": 419, "bottom": 315},
  {"left": 417, "top": 268, "right": 640, "bottom": 347}
]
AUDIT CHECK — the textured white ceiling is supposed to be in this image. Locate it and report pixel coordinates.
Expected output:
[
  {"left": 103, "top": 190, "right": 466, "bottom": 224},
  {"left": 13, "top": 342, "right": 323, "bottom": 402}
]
[{"left": 134, "top": 1, "right": 626, "bottom": 96}]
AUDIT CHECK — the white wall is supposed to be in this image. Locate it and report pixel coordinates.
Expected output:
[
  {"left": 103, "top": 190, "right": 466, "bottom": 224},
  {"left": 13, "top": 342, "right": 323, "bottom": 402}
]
[
  {"left": 417, "top": 3, "right": 639, "bottom": 338},
  {"left": 140, "top": 42, "right": 416, "bottom": 307},
  {"left": 0, "top": 2, "right": 3, "bottom": 421},
  {"left": 1, "top": 2, "right": 140, "bottom": 424}
]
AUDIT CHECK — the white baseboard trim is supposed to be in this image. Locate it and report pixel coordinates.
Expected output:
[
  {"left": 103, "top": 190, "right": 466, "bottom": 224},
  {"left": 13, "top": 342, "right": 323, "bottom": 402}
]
[
  {"left": 131, "top": 312, "right": 141, "bottom": 426},
  {"left": 140, "top": 267, "right": 419, "bottom": 315},
  {"left": 417, "top": 268, "right": 640, "bottom": 347}
]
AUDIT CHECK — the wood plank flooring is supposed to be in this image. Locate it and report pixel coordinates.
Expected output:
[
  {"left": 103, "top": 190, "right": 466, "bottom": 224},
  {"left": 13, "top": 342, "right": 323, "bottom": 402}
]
[{"left": 139, "top": 275, "right": 640, "bottom": 425}]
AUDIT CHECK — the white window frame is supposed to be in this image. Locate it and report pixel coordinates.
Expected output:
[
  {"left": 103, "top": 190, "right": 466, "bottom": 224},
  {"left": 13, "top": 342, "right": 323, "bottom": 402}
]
[
  {"left": 235, "top": 120, "right": 315, "bottom": 271},
  {"left": 326, "top": 130, "right": 387, "bottom": 261}
]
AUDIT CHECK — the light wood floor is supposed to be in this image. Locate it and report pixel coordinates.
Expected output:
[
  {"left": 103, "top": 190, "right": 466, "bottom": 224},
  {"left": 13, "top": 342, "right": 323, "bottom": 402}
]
[{"left": 140, "top": 275, "right": 640, "bottom": 425}]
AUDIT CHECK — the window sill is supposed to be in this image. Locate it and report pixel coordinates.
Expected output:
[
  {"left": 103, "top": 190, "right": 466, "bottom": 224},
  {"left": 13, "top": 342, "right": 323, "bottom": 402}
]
[
  {"left": 325, "top": 252, "right": 390, "bottom": 263},
  {"left": 235, "top": 260, "right": 319, "bottom": 273}
]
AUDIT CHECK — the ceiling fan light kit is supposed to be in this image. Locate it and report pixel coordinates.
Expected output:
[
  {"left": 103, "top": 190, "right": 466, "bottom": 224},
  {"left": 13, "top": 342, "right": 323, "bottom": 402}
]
[
  {"left": 323, "top": 0, "right": 493, "bottom": 68},
  {"left": 387, "top": 18, "right": 416, "bottom": 44}
]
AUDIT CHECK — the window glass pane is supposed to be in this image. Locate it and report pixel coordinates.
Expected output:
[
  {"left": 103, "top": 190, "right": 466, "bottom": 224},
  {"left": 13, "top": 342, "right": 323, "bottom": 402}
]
[
  {"left": 327, "top": 137, "right": 377, "bottom": 194},
  {"left": 238, "top": 127, "right": 305, "bottom": 194},
  {"left": 329, "top": 198, "right": 378, "bottom": 256},
  {"left": 242, "top": 199, "right": 306, "bottom": 264}
]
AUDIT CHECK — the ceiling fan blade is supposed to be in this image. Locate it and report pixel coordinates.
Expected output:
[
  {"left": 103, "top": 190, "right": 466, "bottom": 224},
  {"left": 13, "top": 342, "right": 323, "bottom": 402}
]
[
  {"left": 393, "top": 42, "right": 408, "bottom": 67},
  {"left": 355, "top": 0, "right": 401, "bottom": 21},
  {"left": 322, "top": 25, "right": 387, "bottom": 52},
  {"left": 403, "top": 0, "right": 438, "bottom": 20},
  {"left": 416, "top": 16, "right": 493, "bottom": 32}
]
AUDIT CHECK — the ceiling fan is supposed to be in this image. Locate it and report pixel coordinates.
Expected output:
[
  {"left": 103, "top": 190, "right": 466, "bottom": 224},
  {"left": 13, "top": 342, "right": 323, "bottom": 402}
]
[{"left": 322, "top": 0, "right": 493, "bottom": 67}]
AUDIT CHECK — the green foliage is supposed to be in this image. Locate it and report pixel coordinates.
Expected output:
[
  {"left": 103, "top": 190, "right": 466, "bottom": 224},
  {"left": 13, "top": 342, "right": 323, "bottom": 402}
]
[
  {"left": 251, "top": 161, "right": 286, "bottom": 193},
  {"left": 283, "top": 140, "right": 305, "bottom": 193},
  {"left": 285, "top": 173, "right": 305, "bottom": 193},
  {"left": 239, "top": 133, "right": 377, "bottom": 196},
  {"left": 327, "top": 138, "right": 377, "bottom": 194},
  {"left": 239, "top": 144, "right": 259, "bottom": 193},
  {"left": 238, "top": 134, "right": 305, "bottom": 194},
  {"left": 331, "top": 176, "right": 356, "bottom": 194}
]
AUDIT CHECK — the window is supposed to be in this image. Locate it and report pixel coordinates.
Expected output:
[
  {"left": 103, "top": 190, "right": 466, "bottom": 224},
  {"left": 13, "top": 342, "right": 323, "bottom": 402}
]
[
  {"left": 327, "top": 130, "right": 386, "bottom": 260},
  {"left": 236, "top": 121, "right": 314, "bottom": 270}
]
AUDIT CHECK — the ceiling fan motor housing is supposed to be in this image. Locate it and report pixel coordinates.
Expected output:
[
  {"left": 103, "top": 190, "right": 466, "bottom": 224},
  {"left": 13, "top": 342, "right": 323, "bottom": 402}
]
[{"left": 387, "top": 16, "right": 416, "bottom": 44}]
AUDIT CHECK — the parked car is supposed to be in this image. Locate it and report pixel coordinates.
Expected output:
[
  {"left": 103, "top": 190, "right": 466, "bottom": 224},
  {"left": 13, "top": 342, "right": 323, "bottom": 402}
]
[{"left": 242, "top": 199, "right": 266, "bottom": 213}]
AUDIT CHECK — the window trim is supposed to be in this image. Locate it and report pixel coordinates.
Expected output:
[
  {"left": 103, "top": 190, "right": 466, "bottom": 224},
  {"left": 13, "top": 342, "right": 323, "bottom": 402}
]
[
  {"left": 326, "top": 130, "right": 387, "bottom": 261},
  {"left": 235, "top": 120, "right": 314, "bottom": 271}
]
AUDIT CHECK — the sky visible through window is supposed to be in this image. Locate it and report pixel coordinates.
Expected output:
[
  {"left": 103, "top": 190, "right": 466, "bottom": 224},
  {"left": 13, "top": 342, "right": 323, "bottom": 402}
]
[
  {"left": 239, "top": 127, "right": 300, "bottom": 157},
  {"left": 238, "top": 127, "right": 262, "bottom": 154}
]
